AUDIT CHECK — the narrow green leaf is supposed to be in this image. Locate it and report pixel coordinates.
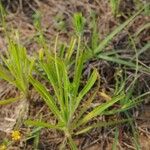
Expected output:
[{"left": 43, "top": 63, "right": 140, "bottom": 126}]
[
  {"left": 77, "top": 94, "right": 125, "bottom": 126},
  {"left": 72, "top": 37, "right": 84, "bottom": 97},
  {"left": 75, "top": 119, "right": 131, "bottom": 135},
  {"left": 97, "top": 54, "right": 150, "bottom": 74},
  {"left": 29, "top": 76, "right": 63, "bottom": 122},
  {"left": 0, "top": 96, "right": 21, "bottom": 105},
  {"left": 77, "top": 69, "right": 98, "bottom": 101},
  {"left": 73, "top": 13, "right": 85, "bottom": 36},
  {"left": 135, "top": 23, "right": 150, "bottom": 36},
  {"left": 94, "top": 7, "right": 144, "bottom": 54},
  {"left": 112, "top": 128, "right": 119, "bottom": 150},
  {"left": 132, "top": 42, "right": 150, "bottom": 60},
  {"left": 0, "top": 64, "right": 14, "bottom": 82},
  {"left": 24, "top": 120, "right": 61, "bottom": 130},
  {"left": 71, "top": 69, "right": 98, "bottom": 116},
  {"left": 65, "top": 38, "right": 77, "bottom": 63},
  {"left": 71, "top": 76, "right": 100, "bottom": 130}
]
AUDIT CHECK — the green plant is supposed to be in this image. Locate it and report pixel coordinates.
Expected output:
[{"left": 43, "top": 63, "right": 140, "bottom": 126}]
[
  {"left": 83, "top": 7, "right": 150, "bottom": 74},
  {"left": 0, "top": 3, "right": 35, "bottom": 104},
  {"left": 106, "top": 66, "right": 150, "bottom": 149},
  {"left": 0, "top": 36, "right": 34, "bottom": 102},
  {"left": 0, "top": 32, "right": 35, "bottom": 131},
  {"left": 25, "top": 35, "right": 130, "bottom": 149},
  {"left": 73, "top": 12, "right": 85, "bottom": 36}
]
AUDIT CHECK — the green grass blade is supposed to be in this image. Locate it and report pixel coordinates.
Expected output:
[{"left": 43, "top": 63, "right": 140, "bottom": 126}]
[
  {"left": 65, "top": 38, "right": 77, "bottom": 63},
  {"left": 132, "top": 42, "right": 150, "bottom": 60},
  {"left": 97, "top": 54, "right": 150, "bottom": 74},
  {"left": 72, "top": 37, "right": 84, "bottom": 98},
  {"left": 112, "top": 127, "right": 119, "bottom": 150},
  {"left": 73, "top": 13, "right": 85, "bottom": 36},
  {"left": 77, "top": 69, "right": 98, "bottom": 102},
  {"left": 71, "top": 78, "right": 100, "bottom": 129},
  {"left": 98, "top": 54, "right": 136, "bottom": 67},
  {"left": 71, "top": 69, "right": 98, "bottom": 116},
  {"left": 40, "top": 52, "right": 70, "bottom": 121},
  {"left": 0, "top": 64, "right": 14, "bottom": 82},
  {"left": 29, "top": 76, "right": 63, "bottom": 122},
  {"left": 135, "top": 22, "right": 150, "bottom": 36},
  {"left": 77, "top": 94, "right": 125, "bottom": 127},
  {"left": 24, "top": 120, "right": 61, "bottom": 130},
  {"left": 75, "top": 119, "right": 131, "bottom": 135},
  {"left": 90, "top": 12, "right": 99, "bottom": 50},
  {"left": 62, "top": 62, "right": 71, "bottom": 119},
  {"left": 28, "top": 57, "right": 35, "bottom": 75},
  {"left": 0, "top": 96, "right": 21, "bottom": 105},
  {"left": 104, "top": 91, "right": 150, "bottom": 115},
  {"left": 54, "top": 35, "right": 63, "bottom": 98},
  {"left": 1, "top": 54, "right": 18, "bottom": 80},
  {"left": 33, "top": 128, "right": 40, "bottom": 150},
  {"left": 94, "top": 7, "right": 144, "bottom": 54}
]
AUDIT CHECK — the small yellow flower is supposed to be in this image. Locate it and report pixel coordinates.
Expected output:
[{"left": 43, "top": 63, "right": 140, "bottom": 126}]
[
  {"left": 11, "top": 130, "right": 21, "bottom": 141},
  {"left": 0, "top": 144, "right": 7, "bottom": 150}
]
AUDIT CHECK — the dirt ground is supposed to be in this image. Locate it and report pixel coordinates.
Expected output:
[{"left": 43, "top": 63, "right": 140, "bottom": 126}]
[{"left": 0, "top": 0, "right": 150, "bottom": 149}]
